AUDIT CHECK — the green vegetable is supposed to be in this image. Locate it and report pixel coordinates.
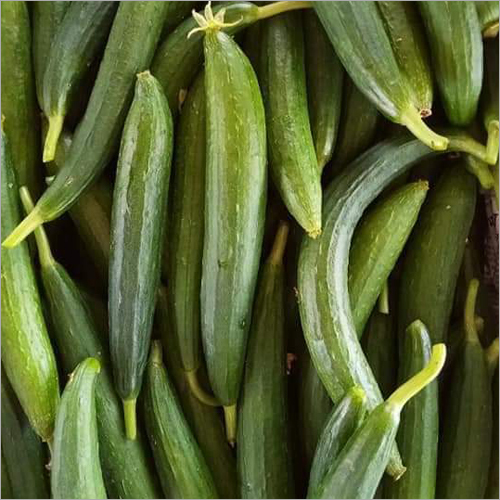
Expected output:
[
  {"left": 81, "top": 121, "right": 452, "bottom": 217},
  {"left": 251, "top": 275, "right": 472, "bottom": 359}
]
[
  {"left": 486, "top": 365, "right": 499, "bottom": 499},
  {"left": 1, "top": 450, "right": 13, "bottom": 500},
  {"left": 109, "top": 71, "right": 173, "bottom": 440},
  {"left": 482, "top": 39, "right": 499, "bottom": 166},
  {"left": 476, "top": 1, "right": 499, "bottom": 37},
  {"left": 162, "top": 2, "right": 200, "bottom": 37}
]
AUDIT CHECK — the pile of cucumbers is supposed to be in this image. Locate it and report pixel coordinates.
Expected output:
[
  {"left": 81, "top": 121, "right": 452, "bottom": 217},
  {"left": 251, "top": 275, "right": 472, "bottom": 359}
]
[{"left": 1, "top": 1, "right": 499, "bottom": 499}]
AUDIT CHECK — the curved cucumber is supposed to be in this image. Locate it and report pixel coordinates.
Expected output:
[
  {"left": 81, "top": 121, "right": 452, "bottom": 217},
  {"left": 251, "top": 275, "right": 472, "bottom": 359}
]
[
  {"left": 109, "top": 72, "right": 173, "bottom": 440},
  {"left": 51, "top": 358, "right": 106, "bottom": 500},
  {"left": 476, "top": 1, "right": 499, "bottom": 37}
]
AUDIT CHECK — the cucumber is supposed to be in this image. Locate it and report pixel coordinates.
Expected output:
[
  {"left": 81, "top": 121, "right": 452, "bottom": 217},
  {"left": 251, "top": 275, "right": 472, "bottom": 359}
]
[
  {"left": 313, "top": 1, "right": 447, "bottom": 151},
  {"left": 1, "top": 450, "right": 13, "bottom": 500},
  {"left": 3, "top": 1, "right": 169, "bottom": 248},
  {"left": 418, "top": 1, "right": 483, "bottom": 126},
  {"left": 316, "top": 344, "right": 446, "bottom": 499},
  {"left": 476, "top": 1, "right": 499, "bottom": 37},
  {"left": 198, "top": 7, "right": 267, "bottom": 436},
  {"left": 109, "top": 71, "right": 173, "bottom": 440},
  {"left": 386, "top": 321, "right": 439, "bottom": 499},
  {"left": 162, "top": 2, "right": 200, "bottom": 37},
  {"left": 307, "top": 386, "right": 367, "bottom": 499},
  {"left": 1, "top": 127, "right": 59, "bottom": 443},
  {"left": 51, "top": 358, "right": 107, "bottom": 500},
  {"left": 237, "top": 223, "right": 294, "bottom": 498},
  {"left": 144, "top": 340, "right": 218, "bottom": 499},
  {"left": 486, "top": 365, "right": 499, "bottom": 499},
  {"left": 1, "top": 372, "right": 49, "bottom": 499},
  {"left": 41, "top": 2, "right": 117, "bottom": 162},
  {"left": 482, "top": 40, "right": 499, "bottom": 166},
  {"left": 304, "top": 10, "right": 343, "bottom": 172},
  {"left": 377, "top": 2, "right": 433, "bottom": 115},
  {"left": 1, "top": 1, "right": 41, "bottom": 196},
  {"left": 260, "top": 12, "right": 322, "bottom": 236},
  {"left": 398, "top": 164, "right": 477, "bottom": 346}
]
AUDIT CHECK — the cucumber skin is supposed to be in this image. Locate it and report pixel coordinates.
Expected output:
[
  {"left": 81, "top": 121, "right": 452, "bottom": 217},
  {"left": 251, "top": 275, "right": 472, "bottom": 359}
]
[
  {"left": 162, "top": 1, "right": 199, "bottom": 37},
  {"left": 418, "top": 1, "right": 483, "bottom": 126},
  {"left": 398, "top": 166, "right": 477, "bottom": 346},
  {"left": 201, "top": 29, "right": 267, "bottom": 405},
  {"left": 109, "top": 73, "right": 173, "bottom": 403},
  {"left": 1, "top": 451, "right": 13, "bottom": 500},
  {"left": 260, "top": 12, "right": 322, "bottom": 235},
  {"left": 51, "top": 358, "right": 107, "bottom": 500},
  {"left": 1, "top": 1, "right": 41, "bottom": 195},
  {"left": 476, "top": 1, "right": 499, "bottom": 35},
  {"left": 1, "top": 130, "right": 59, "bottom": 442},
  {"left": 34, "top": 1, "right": 168, "bottom": 223}
]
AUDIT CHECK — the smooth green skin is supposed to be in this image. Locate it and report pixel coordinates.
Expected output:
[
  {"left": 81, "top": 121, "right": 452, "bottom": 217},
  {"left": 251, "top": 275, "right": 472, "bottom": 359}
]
[
  {"left": 166, "top": 73, "right": 205, "bottom": 373},
  {"left": 307, "top": 388, "right": 367, "bottom": 499},
  {"left": 260, "top": 12, "right": 322, "bottom": 235},
  {"left": 32, "top": 1, "right": 70, "bottom": 108},
  {"left": 30, "top": 1, "right": 168, "bottom": 223},
  {"left": 419, "top": 1, "right": 483, "bottom": 126},
  {"left": 304, "top": 10, "right": 343, "bottom": 172},
  {"left": 162, "top": 1, "right": 199, "bottom": 37},
  {"left": 386, "top": 321, "right": 438, "bottom": 499},
  {"left": 237, "top": 234, "right": 294, "bottom": 499},
  {"left": 156, "top": 288, "right": 238, "bottom": 499},
  {"left": 51, "top": 358, "right": 107, "bottom": 500},
  {"left": 486, "top": 367, "right": 499, "bottom": 499},
  {"left": 476, "top": 1, "right": 499, "bottom": 35},
  {"left": 109, "top": 73, "right": 173, "bottom": 403},
  {"left": 349, "top": 181, "right": 428, "bottom": 336},
  {"left": 144, "top": 342, "right": 218, "bottom": 499},
  {"left": 398, "top": 166, "right": 477, "bottom": 347},
  {"left": 482, "top": 40, "right": 499, "bottom": 130},
  {"left": 1, "top": 131, "right": 59, "bottom": 442},
  {"left": 1, "top": 374, "right": 49, "bottom": 499},
  {"left": 201, "top": 29, "right": 267, "bottom": 405},
  {"left": 42, "top": 2, "right": 117, "bottom": 125},
  {"left": 1, "top": 450, "right": 13, "bottom": 500},
  {"left": 1, "top": 1, "right": 41, "bottom": 195},
  {"left": 377, "top": 1, "right": 433, "bottom": 114}
]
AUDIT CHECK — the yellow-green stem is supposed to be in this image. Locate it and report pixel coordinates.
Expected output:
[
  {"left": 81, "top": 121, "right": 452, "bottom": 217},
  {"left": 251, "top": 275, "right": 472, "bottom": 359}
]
[
  {"left": 223, "top": 404, "right": 237, "bottom": 446},
  {"left": 486, "top": 338, "right": 499, "bottom": 377},
  {"left": 2, "top": 208, "right": 45, "bottom": 248},
  {"left": 465, "top": 155, "right": 496, "bottom": 190},
  {"left": 378, "top": 280, "right": 390, "bottom": 315},
  {"left": 185, "top": 369, "right": 220, "bottom": 407},
  {"left": 269, "top": 221, "right": 289, "bottom": 266},
  {"left": 123, "top": 399, "right": 137, "bottom": 441},
  {"left": 484, "top": 21, "right": 499, "bottom": 38},
  {"left": 486, "top": 121, "right": 499, "bottom": 166},
  {"left": 43, "top": 115, "right": 64, "bottom": 163},
  {"left": 401, "top": 107, "right": 448, "bottom": 151},
  {"left": 258, "top": 1, "right": 311, "bottom": 20},
  {"left": 464, "top": 279, "right": 480, "bottom": 343}
]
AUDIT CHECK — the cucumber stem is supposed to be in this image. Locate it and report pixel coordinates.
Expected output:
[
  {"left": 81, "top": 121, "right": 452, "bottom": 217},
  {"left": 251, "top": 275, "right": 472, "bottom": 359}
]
[
  {"left": 447, "top": 133, "right": 490, "bottom": 164},
  {"left": 223, "top": 404, "right": 237, "bottom": 446},
  {"left": 378, "top": 281, "right": 390, "bottom": 315},
  {"left": 150, "top": 340, "right": 163, "bottom": 365},
  {"left": 465, "top": 155, "right": 496, "bottom": 190},
  {"left": 464, "top": 279, "right": 480, "bottom": 343},
  {"left": 185, "top": 369, "right": 220, "bottom": 407},
  {"left": 43, "top": 115, "right": 64, "bottom": 163},
  {"left": 400, "top": 107, "right": 448, "bottom": 151},
  {"left": 2, "top": 208, "right": 45, "bottom": 248},
  {"left": 387, "top": 343, "right": 446, "bottom": 410},
  {"left": 19, "top": 187, "right": 56, "bottom": 269},
  {"left": 493, "top": 162, "right": 499, "bottom": 205},
  {"left": 484, "top": 21, "right": 500, "bottom": 38},
  {"left": 269, "top": 221, "right": 289, "bottom": 266},
  {"left": 486, "top": 338, "right": 499, "bottom": 377},
  {"left": 486, "top": 121, "right": 499, "bottom": 166},
  {"left": 257, "top": 1, "right": 312, "bottom": 20},
  {"left": 123, "top": 399, "right": 137, "bottom": 441}
]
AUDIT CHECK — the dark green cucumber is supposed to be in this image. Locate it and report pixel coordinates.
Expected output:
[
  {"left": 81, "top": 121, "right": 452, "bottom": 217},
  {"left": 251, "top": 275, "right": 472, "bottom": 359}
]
[
  {"left": 482, "top": 40, "right": 499, "bottom": 165},
  {"left": 304, "top": 10, "right": 343, "bottom": 172},
  {"left": 41, "top": 2, "right": 117, "bottom": 162},
  {"left": 348, "top": 181, "right": 429, "bottom": 336},
  {"left": 199, "top": 10, "right": 267, "bottom": 431},
  {"left": 377, "top": 2, "right": 433, "bottom": 115},
  {"left": 398, "top": 164, "right": 477, "bottom": 346},
  {"left": 313, "top": 1, "right": 447, "bottom": 151},
  {"left": 51, "top": 358, "right": 106, "bottom": 500},
  {"left": 437, "top": 280, "right": 493, "bottom": 499},
  {"left": 1, "top": 128, "right": 59, "bottom": 442},
  {"left": 144, "top": 341, "right": 218, "bottom": 499},
  {"left": 162, "top": 2, "right": 200, "bottom": 37},
  {"left": 419, "top": 1, "right": 483, "bottom": 126},
  {"left": 316, "top": 345, "right": 446, "bottom": 499},
  {"left": 260, "top": 12, "right": 322, "bottom": 236},
  {"left": 386, "top": 321, "right": 439, "bottom": 499},
  {"left": 476, "top": 1, "right": 499, "bottom": 37},
  {"left": 1, "top": 373, "right": 49, "bottom": 499},
  {"left": 307, "top": 386, "right": 367, "bottom": 499},
  {"left": 3, "top": 1, "right": 168, "bottom": 248},
  {"left": 1, "top": 450, "right": 13, "bottom": 500},
  {"left": 32, "top": 1, "right": 70, "bottom": 108},
  {"left": 486, "top": 365, "right": 499, "bottom": 499},
  {"left": 237, "top": 224, "right": 294, "bottom": 498},
  {"left": 109, "top": 72, "right": 173, "bottom": 440},
  {"left": 1, "top": 1, "right": 41, "bottom": 196}
]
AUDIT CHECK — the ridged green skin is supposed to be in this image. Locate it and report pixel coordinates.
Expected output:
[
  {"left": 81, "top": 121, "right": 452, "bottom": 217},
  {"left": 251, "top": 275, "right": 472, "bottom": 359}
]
[
  {"left": 398, "top": 166, "right": 477, "bottom": 346},
  {"left": 349, "top": 181, "right": 428, "bottom": 336},
  {"left": 419, "top": 1, "right": 483, "bottom": 126},
  {"left": 167, "top": 73, "right": 205, "bottom": 373},
  {"left": 109, "top": 73, "right": 173, "bottom": 404},
  {"left": 482, "top": 40, "right": 499, "bottom": 130},
  {"left": 476, "top": 1, "right": 499, "bottom": 36},
  {"left": 51, "top": 358, "right": 107, "bottom": 500},
  {"left": 144, "top": 342, "right": 218, "bottom": 499},
  {"left": 260, "top": 12, "right": 322, "bottom": 235},
  {"left": 42, "top": 2, "right": 117, "bottom": 132},
  {"left": 162, "top": 1, "right": 199, "bottom": 37},
  {"left": 1, "top": 1, "right": 40, "bottom": 195},
  {"left": 1, "top": 450, "right": 13, "bottom": 500},
  {"left": 32, "top": 1, "right": 70, "bottom": 108},
  {"left": 1, "top": 130, "right": 59, "bottom": 442},
  {"left": 1, "top": 374, "right": 49, "bottom": 499},
  {"left": 237, "top": 229, "right": 294, "bottom": 499},
  {"left": 304, "top": 10, "right": 343, "bottom": 172},
  {"left": 377, "top": 2, "right": 433, "bottom": 114},
  {"left": 201, "top": 28, "right": 266, "bottom": 405},
  {"left": 156, "top": 289, "right": 238, "bottom": 499},
  {"left": 307, "top": 387, "right": 367, "bottom": 499},
  {"left": 386, "top": 321, "right": 438, "bottom": 499}
]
